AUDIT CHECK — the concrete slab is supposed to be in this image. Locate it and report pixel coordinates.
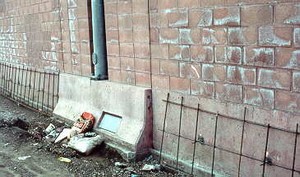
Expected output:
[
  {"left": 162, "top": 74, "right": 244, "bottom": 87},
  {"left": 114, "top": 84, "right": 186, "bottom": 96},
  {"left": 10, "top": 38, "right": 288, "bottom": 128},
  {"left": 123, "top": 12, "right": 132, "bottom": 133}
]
[{"left": 54, "top": 73, "right": 153, "bottom": 161}]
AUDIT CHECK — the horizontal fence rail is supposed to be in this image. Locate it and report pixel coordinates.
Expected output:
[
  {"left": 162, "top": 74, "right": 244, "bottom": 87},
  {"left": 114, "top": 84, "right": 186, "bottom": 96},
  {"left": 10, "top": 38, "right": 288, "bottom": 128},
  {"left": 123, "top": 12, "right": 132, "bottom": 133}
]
[
  {"left": 0, "top": 62, "right": 59, "bottom": 116},
  {"left": 159, "top": 93, "right": 300, "bottom": 177}
]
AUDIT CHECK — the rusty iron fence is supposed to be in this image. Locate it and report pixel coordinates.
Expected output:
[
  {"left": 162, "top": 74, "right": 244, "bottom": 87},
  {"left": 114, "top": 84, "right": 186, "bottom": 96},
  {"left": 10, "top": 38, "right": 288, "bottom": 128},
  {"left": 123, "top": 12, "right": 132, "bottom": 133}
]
[
  {"left": 0, "top": 62, "right": 59, "bottom": 116},
  {"left": 159, "top": 93, "right": 299, "bottom": 177}
]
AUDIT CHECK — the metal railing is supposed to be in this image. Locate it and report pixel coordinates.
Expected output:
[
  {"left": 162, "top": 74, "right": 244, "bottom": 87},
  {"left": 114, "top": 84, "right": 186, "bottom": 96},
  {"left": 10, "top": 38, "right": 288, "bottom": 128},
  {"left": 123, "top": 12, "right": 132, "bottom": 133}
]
[
  {"left": 159, "top": 93, "right": 299, "bottom": 177},
  {"left": 0, "top": 62, "right": 59, "bottom": 116}
]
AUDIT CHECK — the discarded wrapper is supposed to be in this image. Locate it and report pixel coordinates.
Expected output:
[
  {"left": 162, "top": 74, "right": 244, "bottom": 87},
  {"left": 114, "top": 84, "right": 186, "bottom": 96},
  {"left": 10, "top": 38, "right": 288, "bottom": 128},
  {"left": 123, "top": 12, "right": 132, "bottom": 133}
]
[
  {"left": 67, "top": 127, "right": 79, "bottom": 139},
  {"left": 125, "top": 167, "right": 135, "bottom": 172},
  {"left": 44, "top": 123, "right": 56, "bottom": 134},
  {"left": 141, "top": 164, "right": 161, "bottom": 171},
  {"left": 54, "top": 128, "right": 72, "bottom": 143},
  {"left": 131, "top": 174, "right": 141, "bottom": 177},
  {"left": 17, "top": 156, "right": 31, "bottom": 161},
  {"left": 58, "top": 157, "right": 72, "bottom": 163},
  {"left": 84, "top": 132, "right": 97, "bottom": 137},
  {"left": 114, "top": 162, "right": 128, "bottom": 168},
  {"left": 45, "top": 130, "right": 59, "bottom": 143}
]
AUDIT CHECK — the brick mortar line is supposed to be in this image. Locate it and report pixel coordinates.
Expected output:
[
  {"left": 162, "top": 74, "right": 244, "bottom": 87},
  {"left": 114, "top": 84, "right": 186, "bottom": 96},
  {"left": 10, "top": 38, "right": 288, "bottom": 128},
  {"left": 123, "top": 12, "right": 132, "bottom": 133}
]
[
  {"left": 58, "top": 0, "right": 65, "bottom": 72},
  {"left": 147, "top": 0, "right": 153, "bottom": 88}
]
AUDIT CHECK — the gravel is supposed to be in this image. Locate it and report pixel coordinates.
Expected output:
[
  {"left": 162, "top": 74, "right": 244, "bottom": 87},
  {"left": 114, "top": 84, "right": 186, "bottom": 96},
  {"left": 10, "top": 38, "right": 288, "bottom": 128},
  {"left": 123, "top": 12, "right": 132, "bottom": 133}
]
[{"left": 0, "top": 95, "right": 181, "bottom": 177}]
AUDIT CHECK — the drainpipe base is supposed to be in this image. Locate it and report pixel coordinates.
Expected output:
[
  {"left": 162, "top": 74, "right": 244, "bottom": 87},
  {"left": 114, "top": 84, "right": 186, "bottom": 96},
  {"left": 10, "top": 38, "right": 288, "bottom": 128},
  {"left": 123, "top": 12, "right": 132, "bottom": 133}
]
[{"left": 90, "top": 75, "right": 108, "bottom": 81}]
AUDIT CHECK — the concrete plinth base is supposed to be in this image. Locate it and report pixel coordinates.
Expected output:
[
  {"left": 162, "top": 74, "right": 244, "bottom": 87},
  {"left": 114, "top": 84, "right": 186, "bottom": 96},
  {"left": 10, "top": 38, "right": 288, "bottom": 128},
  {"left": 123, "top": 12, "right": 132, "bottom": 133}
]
[{"left": 53, "top": 73, "right": 153, "bottom": 161}]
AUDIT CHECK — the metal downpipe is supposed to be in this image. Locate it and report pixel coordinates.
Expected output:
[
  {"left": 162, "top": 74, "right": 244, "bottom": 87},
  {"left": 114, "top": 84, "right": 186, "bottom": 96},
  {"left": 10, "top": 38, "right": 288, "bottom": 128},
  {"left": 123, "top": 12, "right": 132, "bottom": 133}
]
[{"left": 91, "top": 0, "right": 108, "bottom": 80}]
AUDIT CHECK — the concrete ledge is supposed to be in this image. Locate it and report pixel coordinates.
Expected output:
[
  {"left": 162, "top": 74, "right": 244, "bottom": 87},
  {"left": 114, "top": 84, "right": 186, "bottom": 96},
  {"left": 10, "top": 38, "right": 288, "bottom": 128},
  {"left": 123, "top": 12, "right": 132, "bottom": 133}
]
[
  {"left": 150, "top": 149, "right": 214, "bottom": 177},
  {"left": 54, "top": 73, "right": 153, "bottom": 161}
]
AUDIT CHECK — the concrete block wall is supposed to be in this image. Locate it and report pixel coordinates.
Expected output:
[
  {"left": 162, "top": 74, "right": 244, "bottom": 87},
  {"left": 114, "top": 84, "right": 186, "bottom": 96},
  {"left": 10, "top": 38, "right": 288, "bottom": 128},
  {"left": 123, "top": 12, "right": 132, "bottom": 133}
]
[
  {"left": 59, "top": 0, "right": 93, "bottom": 76},
  {"left": 1, "top": 0, "right": 298, "bottom": 115},
  {"left": 105, "top": 0, "right": 152, "bottom": 87},
  {"left": 105, "top": 0, "right": 300, "bottom": 116},
  {"left": 150, "top": 0, "right": 300, "bottom": 113},
  {"left": 104, "top": 0, "right": 300, "bottom": 176},
  {"left": 0, "top": 0, "right": 92, "bottom": 76}
]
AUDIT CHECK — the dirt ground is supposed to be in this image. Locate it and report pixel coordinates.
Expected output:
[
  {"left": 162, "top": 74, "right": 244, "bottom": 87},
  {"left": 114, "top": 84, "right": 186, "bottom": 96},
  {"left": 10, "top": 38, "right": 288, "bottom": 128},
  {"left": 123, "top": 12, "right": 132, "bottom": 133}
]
[{"left": 0, "top": 95, "right": 179, "bottom": 177}]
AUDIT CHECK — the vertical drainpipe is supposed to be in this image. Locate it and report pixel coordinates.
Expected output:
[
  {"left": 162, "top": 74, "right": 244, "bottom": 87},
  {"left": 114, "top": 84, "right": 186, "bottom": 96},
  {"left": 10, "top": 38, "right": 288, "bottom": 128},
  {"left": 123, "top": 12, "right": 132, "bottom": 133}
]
[{"left": 91, "top": 0, "right": 108, "bottom": 80}]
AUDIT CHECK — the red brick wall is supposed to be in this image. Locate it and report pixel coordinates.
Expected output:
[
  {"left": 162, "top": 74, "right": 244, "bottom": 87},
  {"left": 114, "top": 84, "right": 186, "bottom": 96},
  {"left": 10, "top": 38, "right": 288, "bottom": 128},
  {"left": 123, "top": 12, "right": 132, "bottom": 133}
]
[
  {"left": 1, "top": 0, "right": 298, "bottom": 114},
  {"left": 105, "top": 2, "right": 300, "bottom": 174},
  {"left": 0, "top": 0, "right": 92, "bottom": 76},
  {"left": 105, "top": 0, "right": 152, "bottom": 87},
  {"left": 105, "top": 0, "right": 300, "bottom": 116}
]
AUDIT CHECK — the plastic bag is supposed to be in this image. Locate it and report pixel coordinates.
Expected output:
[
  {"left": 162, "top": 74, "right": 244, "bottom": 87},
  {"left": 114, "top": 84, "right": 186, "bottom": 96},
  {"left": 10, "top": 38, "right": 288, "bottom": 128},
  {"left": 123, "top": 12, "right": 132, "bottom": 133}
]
[{"left": 68, "top": 134, "right": 104, "bottom": 155}]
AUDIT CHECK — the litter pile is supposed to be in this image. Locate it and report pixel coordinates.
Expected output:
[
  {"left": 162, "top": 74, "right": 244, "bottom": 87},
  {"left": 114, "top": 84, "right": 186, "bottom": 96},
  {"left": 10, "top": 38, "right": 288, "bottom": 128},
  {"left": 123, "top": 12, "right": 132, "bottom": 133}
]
[
  {"left": 34, "top": 112, "right": 168, "bottom": 176},
  {"left": 41, "top": 112, "right": 104, "bottom": 156}
]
